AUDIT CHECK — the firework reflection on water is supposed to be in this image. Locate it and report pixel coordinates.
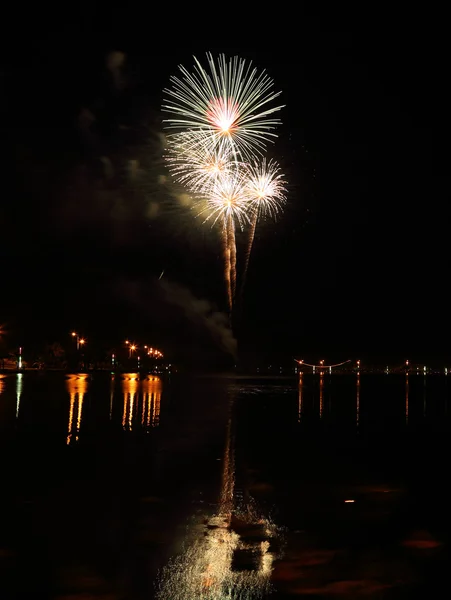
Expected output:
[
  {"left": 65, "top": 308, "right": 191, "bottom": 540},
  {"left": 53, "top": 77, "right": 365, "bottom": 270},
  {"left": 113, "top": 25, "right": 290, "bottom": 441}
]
[{"left": 155, "top": 415, "right": 282, "bottom": 599}]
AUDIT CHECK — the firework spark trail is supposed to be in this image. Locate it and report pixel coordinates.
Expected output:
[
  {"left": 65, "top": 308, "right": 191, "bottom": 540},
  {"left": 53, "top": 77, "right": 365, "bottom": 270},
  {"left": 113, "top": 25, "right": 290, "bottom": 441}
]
[
  {"left": 228, "top": 215, "right": 237, "bottom": 304},
  {"left": 222, "top": 215, "right": 233, "bottom": 315},
  {"left": 197, "top": 167, "right": 251, "bottom": 316},
  {"left": 241, "top": 208, "right": 258, "bottom": 297}
]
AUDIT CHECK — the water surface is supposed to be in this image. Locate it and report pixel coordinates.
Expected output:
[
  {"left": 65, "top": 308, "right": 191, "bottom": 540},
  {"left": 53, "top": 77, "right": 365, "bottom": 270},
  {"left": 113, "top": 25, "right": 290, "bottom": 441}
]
[{"left": 0, "top": 371, "right": 450, "bottom": 598}]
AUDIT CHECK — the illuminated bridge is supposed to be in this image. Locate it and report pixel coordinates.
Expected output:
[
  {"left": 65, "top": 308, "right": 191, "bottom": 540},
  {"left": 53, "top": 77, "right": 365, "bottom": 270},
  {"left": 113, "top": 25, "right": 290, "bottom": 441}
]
[
  {"left": 294, "top": 359, "right": 449, "bottom": 375},
  {"left": 294, "top": 359, "right": 352, "bottom": 373}
]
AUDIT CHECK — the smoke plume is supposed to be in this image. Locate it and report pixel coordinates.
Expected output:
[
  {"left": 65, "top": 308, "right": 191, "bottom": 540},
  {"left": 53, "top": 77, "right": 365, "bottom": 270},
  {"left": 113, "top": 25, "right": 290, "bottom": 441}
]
[{"left": 159, "top": 279, "right": 237, "bottom": 359}]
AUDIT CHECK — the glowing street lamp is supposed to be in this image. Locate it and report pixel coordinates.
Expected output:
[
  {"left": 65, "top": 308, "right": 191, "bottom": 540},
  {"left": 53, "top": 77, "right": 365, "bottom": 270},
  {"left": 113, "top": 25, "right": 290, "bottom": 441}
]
[
  {"left": 125, "top": 340, "right": 137, "bottom": 357},
  {"left": 71, "top": 331, "right": 81, "bottom": 350},
  {"left": 71, "top": 332, "right": 86, "bottom": 352}
]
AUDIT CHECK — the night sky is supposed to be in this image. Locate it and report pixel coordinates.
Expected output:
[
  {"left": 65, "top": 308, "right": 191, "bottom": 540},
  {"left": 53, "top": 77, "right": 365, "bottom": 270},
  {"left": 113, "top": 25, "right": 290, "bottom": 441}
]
[{"left": 2, "top": 5, "right": 450, "bottom": 366}]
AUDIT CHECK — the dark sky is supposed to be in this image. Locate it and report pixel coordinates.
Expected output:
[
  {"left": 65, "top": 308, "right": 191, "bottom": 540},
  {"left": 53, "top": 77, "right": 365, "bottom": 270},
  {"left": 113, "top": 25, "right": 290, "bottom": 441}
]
[{"left": 2, "top": 5, "right": 450, "bottom": 365}]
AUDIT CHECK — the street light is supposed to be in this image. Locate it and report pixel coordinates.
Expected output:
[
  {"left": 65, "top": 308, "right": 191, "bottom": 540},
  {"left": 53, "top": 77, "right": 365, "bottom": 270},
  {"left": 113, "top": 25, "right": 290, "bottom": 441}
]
[
  {"left": 71, "top": 332, "right": 86, "bottom": 351},
  {"left": 71, "top": 332, "right": 80, "bottom": 350}
]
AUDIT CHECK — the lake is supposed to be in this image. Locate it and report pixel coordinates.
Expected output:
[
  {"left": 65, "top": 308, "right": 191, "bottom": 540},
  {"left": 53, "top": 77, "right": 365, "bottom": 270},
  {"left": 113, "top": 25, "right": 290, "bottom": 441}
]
[{"left": 0, "top": 370, "right": 450, "bottom": 599}]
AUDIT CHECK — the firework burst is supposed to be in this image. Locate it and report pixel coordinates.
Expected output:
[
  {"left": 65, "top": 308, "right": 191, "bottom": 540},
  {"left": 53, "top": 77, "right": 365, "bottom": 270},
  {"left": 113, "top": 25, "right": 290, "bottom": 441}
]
[
  {"left": 162, "top": 53, "right": 288, "bottom": 321},
  {"left": 245, "top": 158, "right": 287, "bottom": 219},
  {"left": 164, "top": 130, "right": 242, "bottom": 193},
  {"left": 198, "top": 167, "right": 252, "bottom": 229},
  {"left": 240, "top": 158, "right": 287, "bottom": 296},
  {"left": 162, "top": 53, "right": 284, "bottom": 159}
]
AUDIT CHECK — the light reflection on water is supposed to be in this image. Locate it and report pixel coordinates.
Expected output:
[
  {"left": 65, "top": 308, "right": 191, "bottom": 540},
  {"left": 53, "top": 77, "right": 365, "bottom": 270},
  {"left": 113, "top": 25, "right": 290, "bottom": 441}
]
[
  {"left": 109, "top": 374, "right": 115, "bottom": 419},
  {"left": 0, "top": 372, "right": 450, "bottom": 597},
  {"left": 319, "top": 371, "right": 324, "bottom": 418},
  {"left": 66, "top": 373, "right": 89, "bottom": 444},
  {"left": 16, "top": 373, "right": 23, "bottom": 418},
  {"left": 406, "top": 373, "right": 409, "bottom": 424},
  {"left": 293, "top": 372, "right": 448, "bottom": 427},
  {"left": 0, "top": 372, "right": 448, "bottom": 437},
  {"left": 423, "top": 375, "right": 427, "bottom": 416},
  {"left": 122, "top": 373, "right": 139, "bottom": 431},
  {"left": 356, "top": 372, "right": 360, "bottom": 428},
  {"left": 62, "top": 373, "right": 164, "bottom": 442},
  {"left": 156, "top": 403, "right": 282, "bottom": 600},
  {"left": 298, "top": 374, "right": 302, "bottom": 422},
  {"left": 0, "top": 373, "right": 6, "bottom": 396},
  {"left": 121, "top": 373, "right": 162, "bottom": 431},
  {"left": 142, "top": 374, "right": 162, "bottom": 428}
]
